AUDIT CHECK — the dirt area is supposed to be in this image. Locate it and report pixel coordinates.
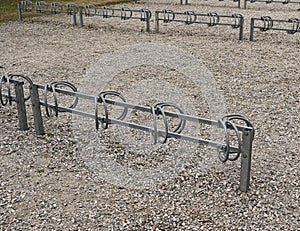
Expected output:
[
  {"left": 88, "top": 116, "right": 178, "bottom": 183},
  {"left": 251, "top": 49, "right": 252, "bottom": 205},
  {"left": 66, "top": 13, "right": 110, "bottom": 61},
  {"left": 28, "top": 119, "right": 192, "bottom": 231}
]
[{"left": 0, "top": 0, "right": 299, "bottom": 229}]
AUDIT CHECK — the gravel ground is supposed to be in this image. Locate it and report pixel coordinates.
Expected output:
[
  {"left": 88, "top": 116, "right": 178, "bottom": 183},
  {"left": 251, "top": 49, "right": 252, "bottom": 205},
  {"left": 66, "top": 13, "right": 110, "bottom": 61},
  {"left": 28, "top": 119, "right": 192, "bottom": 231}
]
[{"left": 0, "top": 0, "right": 299, "bottom": 229}]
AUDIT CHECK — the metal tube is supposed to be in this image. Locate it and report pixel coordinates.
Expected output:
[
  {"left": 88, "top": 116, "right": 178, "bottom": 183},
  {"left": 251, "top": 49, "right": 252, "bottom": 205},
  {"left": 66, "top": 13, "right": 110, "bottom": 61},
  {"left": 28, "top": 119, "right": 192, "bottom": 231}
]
[
  {"left": 79, "top": 7, "right": 84, "bottom": 27},
  {"left": 146, "top": 11, "right": 150, "bottom": 32},
  {"left": 239, "top": 16, "right": 244, "bottom": 40},
  {"left": 155, "top": 11, "right": 159, "bottom": 33},
  {"left": 30, "top": 85, "right": 45, "bottom": 135},
  {"left": 72, "top": 6, "right": 77, "bottom": 26},
  {"left": 17, "top": 2, "right": 23, "bottom": 22},
  {"left": 250, "top": 18, "right": 255, "bottom": 41},
  {"left": 14, "top": 81, "right": 28, "bottom": 131},
  {"left": 239, "top": 128, "right": 254, "bottom": 192}
]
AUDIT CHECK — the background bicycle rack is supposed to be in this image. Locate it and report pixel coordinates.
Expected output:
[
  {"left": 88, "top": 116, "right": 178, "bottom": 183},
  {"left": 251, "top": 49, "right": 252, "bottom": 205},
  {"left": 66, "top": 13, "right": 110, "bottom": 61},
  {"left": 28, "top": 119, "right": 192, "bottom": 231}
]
[
  {"left": 244, "top": 0, "right": 300, "bottom": 9},
  {"left": 17, "top": 1, "right": 300, "bottom": 41},
  {"left": 155, "top": 10, "right": 244, "bottom": 40},
  {"left": 17, "top": 1, "right": 78, "bottom": 25},
  {"left": 78, "top": 5, "right": 151, "bottom": 32},
  {"left": 250, "top": 16, "right": 300, "bottom": 41},
  {"left": 179, "top": 0, "right": 242, "bottom": 8},
  {"left": 0, "top": 73, "right": 254, "bottom": 193}
]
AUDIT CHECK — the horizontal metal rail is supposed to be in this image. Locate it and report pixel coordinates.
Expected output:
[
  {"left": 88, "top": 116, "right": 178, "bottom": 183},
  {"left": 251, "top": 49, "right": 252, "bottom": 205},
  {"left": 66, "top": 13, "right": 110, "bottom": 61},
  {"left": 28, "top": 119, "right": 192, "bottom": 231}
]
[
  {"left": 244, "top": 0, "right": 300, "bottom": 8},
  {"left": 250, "top": 16, "right": 300, "bottom": 41},
  {"left": 181, "top": 0, "right": 241, "bottom": 8},
  {"left": 78, "top": 5, "right": 151, "bottom": 32},
  {"left": 34, "top": 84, "right": 252, "bottom": 133},
  {"left": 155, "top": 10, "right": 244, "bottom": 40},
  {"left": 17, "top": 1, "right": 78, "bottom": 25}
]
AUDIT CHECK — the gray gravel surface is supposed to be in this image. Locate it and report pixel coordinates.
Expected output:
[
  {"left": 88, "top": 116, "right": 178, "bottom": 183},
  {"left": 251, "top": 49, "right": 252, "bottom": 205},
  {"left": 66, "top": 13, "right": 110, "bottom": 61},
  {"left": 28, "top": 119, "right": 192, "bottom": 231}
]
[{"left": 0, "top": 0, "right": 299, "bottom": 229}]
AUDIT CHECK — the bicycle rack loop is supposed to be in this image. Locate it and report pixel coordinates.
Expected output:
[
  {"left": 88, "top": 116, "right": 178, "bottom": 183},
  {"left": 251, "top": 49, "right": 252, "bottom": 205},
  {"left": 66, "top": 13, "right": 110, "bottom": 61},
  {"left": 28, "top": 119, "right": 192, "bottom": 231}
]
[
  {"left": 287, "top": 18, "right": 300, "bottom": 34},
  {"left": 260, "top": 16, "right": 273, "bottom": 31},
  {"left": 208, "top": 12, "right": 220, "bottom": 27},
  {"left": 184, "top": 11, "right": 197, "bottom": 25},
  {"left": 250, "top": 16, "right": 299, "bottom": 41}
]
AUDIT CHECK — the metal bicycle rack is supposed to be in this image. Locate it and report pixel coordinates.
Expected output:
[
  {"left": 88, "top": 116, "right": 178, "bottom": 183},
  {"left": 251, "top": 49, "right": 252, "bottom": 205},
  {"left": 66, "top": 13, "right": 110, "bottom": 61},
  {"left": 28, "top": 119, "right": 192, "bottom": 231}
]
[
  {"left": 250, "top": 16, "right": 300, "bottom": 41},
  {"left": 0, "top": 73, "right": 255, "bottom": 192},
  {"left": 244, "top": 0, "right": 300, "bottom": 9},
  {"left": 17, "top": 1, "right": 78, "bottom": 25},
  {"left": 155, "top": 10, "right": 244, "bottom": 40},
  {"left": 180, "top": 0, "right": 241, "bottom": 8},
  {"left": 78, "top": 5, "right": 152, "bottom": 32}
]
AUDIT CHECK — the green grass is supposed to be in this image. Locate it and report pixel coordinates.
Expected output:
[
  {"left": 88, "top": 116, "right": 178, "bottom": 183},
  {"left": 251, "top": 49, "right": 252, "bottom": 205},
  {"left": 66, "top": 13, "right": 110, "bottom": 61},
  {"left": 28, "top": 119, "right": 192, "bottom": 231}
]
[{"left": 0, "top": 0, "right": 134, "bottom": 23}]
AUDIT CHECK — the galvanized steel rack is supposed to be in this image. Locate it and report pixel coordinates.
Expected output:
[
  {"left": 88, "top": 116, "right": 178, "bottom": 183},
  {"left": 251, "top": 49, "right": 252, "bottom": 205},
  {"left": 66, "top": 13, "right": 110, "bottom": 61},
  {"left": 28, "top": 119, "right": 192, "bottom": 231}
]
[
  {"left": 78, "top": 5, "right": 152, "bottom": 32},
  {"left": 180, "top": 0, "right": 242, "bottom": 8},
  {"left": 244, "top": 0, "right": 300, "bottom": 9},
  {"left": 0, "top": 74, "right": 255, "bottom": 192},
  {"left": 250, "top": 16, "right": 300, "bottom": 41},
  {"left": 17, "top": 1, "right": 78, "bottom": 25},
  {"left": 155, "top": 10, "right": 244, "bottom": 40}
]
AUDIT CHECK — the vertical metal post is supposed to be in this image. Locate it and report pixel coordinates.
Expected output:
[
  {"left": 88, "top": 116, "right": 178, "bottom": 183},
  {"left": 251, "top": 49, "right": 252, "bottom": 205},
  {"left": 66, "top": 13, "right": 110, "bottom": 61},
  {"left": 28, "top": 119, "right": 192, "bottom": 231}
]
[
  {"left": 250, "top": 18, "right": 255, "bottom": 41},
  {"left": 155, "top": 11, "right": 159, "bottom": 33},
  {"left": 185, "top": 0, "right": 188, "bottom": 5},
  {"left": 30, "top": 85, "right": 45, "bottom": 135},
  {"left": 17, "top": 2, "right": 23, "bottom": 22},
  {"left": 14, "top": 81, "right": 28, "bottom": 131},
  {"left": 238, "top": 0, "right": 241, "bottom": 8},
  {"left": 79, "top": 7, "right": 84, "bottom": 27},
  {"left": 180, "top": 0, "right": 183, "bottom": 5},
  {"left": 239, "top": 128, "right": 254, "bottom": 192},
  {"left": 244, "top": 0, "right": 247, "bottom": 9},
  {"left": 146, "top": 11, "right": 150, "bottom": 33},
  {"left": 72, "top": 6, "right": 77, "bottom": 26},
  {"left": 239, "top": 16, "right": 244, "bottom": 40}
]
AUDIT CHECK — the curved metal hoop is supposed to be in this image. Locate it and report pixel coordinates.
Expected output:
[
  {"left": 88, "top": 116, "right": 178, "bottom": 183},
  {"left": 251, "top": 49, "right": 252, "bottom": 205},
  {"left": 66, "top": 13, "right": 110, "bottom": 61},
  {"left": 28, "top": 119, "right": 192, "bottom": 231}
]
[
  {"left": 51, "top": 81, "right": 78, "bottom": 113},
  {"left": 103, "top": 6, "right": 114, "bottom": 18},
  {"left": 22, "top": 0, "right": 35, "bottom": 12},
  {"left": 66, "top": 4, "right": 77, "bottom": 15},
  {"left": 100, "top": 91, "right": 128, "bottom": 120},
  {"left": 232, "top": 13, "right": 243, "bottom": 29},
  {"left": 218, "top": 114, "right": 254, "bottom": 162},
  {"left": 208, "top": 12, "right": 220, "bottom": 27},
  {"left": 121, "top": 7, "right": 132, "bottom": 20},
  {"left": 163, "top": 10, "right": 175, "bottom": 23},
  {"left": 260, "top": 16, "right": 273, "bottom": 31},
  {"left": 184, "top": 11, "right": 197, "bottom": 25},
  {"left": 51, "top": 2, "right": 64, "bottom": 14},
  {"left": 222, "top": 114, "right": 255, "bottom": 138},
  {"left": 155, "top": 102, "right": 186, "bottom": 134},
  {"left": 44, "top": 81, "right": 78, "bottom": 117},
  {"left": 287, "top": 18, "right": 299, "bottom": 34},
  {"left": 140, "top": 9, "right": 151, "bottom": 21},
  {"left": 0, "top": 75, "right": 9, "bottom": 106},
  {"left": 84, "top": 4, "right": 97, "bottom": 17}
]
